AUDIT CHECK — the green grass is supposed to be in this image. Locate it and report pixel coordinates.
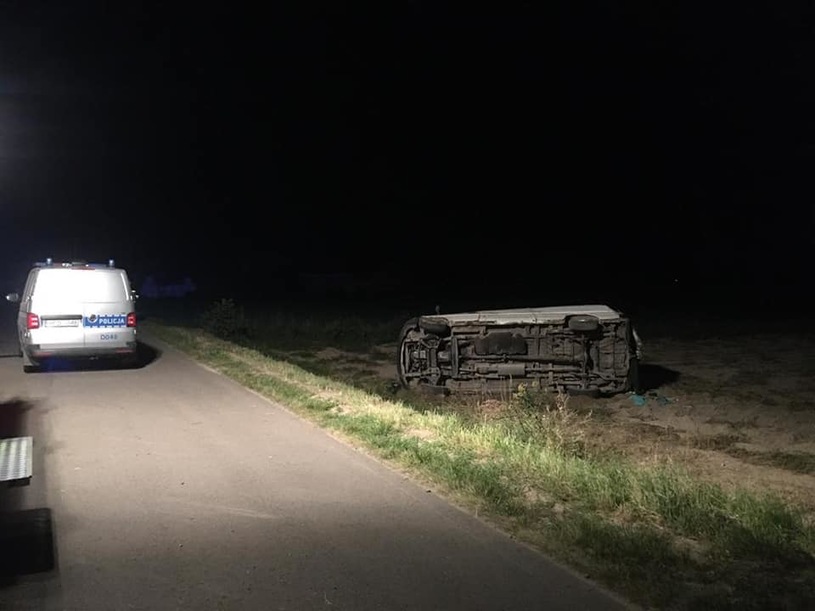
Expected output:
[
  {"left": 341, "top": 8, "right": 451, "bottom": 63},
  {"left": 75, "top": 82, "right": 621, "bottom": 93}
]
[{"left": 146, "top": 321, "right": 815, "bottom": 611}]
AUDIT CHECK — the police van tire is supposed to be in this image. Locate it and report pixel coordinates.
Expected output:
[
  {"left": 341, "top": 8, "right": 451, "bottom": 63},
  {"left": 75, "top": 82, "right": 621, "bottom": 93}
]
[{"left": 22, "top": 352, "right": 38, "bottom": 374}]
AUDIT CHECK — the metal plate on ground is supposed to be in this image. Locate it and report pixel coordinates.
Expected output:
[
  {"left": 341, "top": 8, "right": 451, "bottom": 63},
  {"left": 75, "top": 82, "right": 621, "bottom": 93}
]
[{"left": 0, "top": 437, "right": 33, "bottom": 482}]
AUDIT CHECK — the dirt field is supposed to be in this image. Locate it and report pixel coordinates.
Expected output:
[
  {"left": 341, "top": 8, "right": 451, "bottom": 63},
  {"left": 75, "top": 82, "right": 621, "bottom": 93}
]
[{"left": 310, "top": 331, "right": 815, "bottom": 515}]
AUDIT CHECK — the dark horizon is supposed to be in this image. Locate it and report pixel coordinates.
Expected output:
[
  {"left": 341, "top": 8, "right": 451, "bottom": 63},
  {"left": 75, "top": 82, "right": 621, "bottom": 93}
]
[{"left": 1, "top": 2, "right": 813, "bottom": 311}]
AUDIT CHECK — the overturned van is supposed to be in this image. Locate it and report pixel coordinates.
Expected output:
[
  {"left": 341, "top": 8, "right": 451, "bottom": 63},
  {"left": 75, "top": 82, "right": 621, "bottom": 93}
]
[
  {"left": 5, "top": 259, "right": 138, "bottom": 373},
  {"left": 397, "top": 305, "right": 642, "bottom": 396}
]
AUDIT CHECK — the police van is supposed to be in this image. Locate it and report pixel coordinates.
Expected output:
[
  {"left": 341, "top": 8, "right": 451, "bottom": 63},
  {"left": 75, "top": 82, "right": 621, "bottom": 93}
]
[{"left": 5, "top": 258, "right": 138, "bottom": 373}]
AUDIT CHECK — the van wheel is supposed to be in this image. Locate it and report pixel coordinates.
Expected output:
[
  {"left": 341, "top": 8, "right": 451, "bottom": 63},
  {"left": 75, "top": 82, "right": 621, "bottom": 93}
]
[{"left": 22, "top": 352, "right": 38, "bottom": 373}]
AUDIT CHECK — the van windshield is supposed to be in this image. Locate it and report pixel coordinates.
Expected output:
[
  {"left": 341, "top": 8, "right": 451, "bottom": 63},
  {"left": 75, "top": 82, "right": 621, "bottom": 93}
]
[{"left": 33, "top": 269, "right": 129, "bottom": 303}]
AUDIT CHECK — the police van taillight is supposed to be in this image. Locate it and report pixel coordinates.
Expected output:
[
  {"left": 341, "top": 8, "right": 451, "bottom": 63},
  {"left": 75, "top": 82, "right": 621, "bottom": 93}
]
[
  {"left": 126, "top": 312, "right": 136, "bottom": 327},
  {"left": 27, "top": 313, "right": 40, "bottom": 330}
]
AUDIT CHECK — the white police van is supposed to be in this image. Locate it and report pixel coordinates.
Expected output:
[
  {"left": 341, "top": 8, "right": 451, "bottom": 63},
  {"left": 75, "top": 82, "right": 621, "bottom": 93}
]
[{"left": 5, "top": 258, "right": 138, "bottom": 373}]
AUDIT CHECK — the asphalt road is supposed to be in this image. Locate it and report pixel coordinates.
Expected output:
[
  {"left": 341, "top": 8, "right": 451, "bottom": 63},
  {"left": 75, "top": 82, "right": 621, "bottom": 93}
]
[{"left": 0, "top": 321, "right": 631, "bottom": 610}]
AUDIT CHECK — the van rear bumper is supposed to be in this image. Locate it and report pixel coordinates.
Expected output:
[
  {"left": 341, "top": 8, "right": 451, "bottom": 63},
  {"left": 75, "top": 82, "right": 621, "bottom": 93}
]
[{"left": 26, "top": 342, "right": 138, "bottom": 362}]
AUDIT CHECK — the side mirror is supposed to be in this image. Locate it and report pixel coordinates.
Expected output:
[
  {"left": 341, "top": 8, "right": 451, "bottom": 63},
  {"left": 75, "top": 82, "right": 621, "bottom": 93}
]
[
  {"left": 5, "top": 293, "right": 20, "bottom": 303},
  {"left": 131, "top": 289, "right": 139, "bottom": 301}
]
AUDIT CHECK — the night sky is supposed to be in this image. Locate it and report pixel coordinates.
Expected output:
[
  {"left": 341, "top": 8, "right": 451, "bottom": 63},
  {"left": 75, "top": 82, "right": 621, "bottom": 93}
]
[{"left": 1, "top": 2, "right": 813, "bottom": 308}]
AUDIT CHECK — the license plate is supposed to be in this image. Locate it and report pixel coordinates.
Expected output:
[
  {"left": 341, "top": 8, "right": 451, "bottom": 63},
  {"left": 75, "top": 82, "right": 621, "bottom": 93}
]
[{"left": 44, "top": 319, "right": 80, "bottom": 328}]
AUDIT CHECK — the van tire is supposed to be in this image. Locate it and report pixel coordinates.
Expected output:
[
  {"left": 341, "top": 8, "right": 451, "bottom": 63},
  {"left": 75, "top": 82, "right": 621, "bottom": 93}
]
[
  {"left": 22, "top": 352, "right": 38, "bottom": 373},
  {"left": 396, "top": 318, "right": 419, "bottom": 389}
]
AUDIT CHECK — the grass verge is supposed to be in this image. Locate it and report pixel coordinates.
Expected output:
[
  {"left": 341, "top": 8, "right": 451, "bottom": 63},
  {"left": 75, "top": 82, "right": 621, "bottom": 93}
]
[{"left": 146, "top": 321, "right": 815, "bottom": 611}]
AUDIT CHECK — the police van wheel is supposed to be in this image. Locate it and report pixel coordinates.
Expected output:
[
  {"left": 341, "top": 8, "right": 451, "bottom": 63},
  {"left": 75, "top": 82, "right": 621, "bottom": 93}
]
[{"left": 22, "top": 352, "right": 38, "bottom": 373}]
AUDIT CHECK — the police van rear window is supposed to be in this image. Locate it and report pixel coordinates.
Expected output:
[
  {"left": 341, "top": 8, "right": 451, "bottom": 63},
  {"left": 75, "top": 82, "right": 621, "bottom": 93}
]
[{"left": 33, "top": 269, "right": 129, "bottom": 303}]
